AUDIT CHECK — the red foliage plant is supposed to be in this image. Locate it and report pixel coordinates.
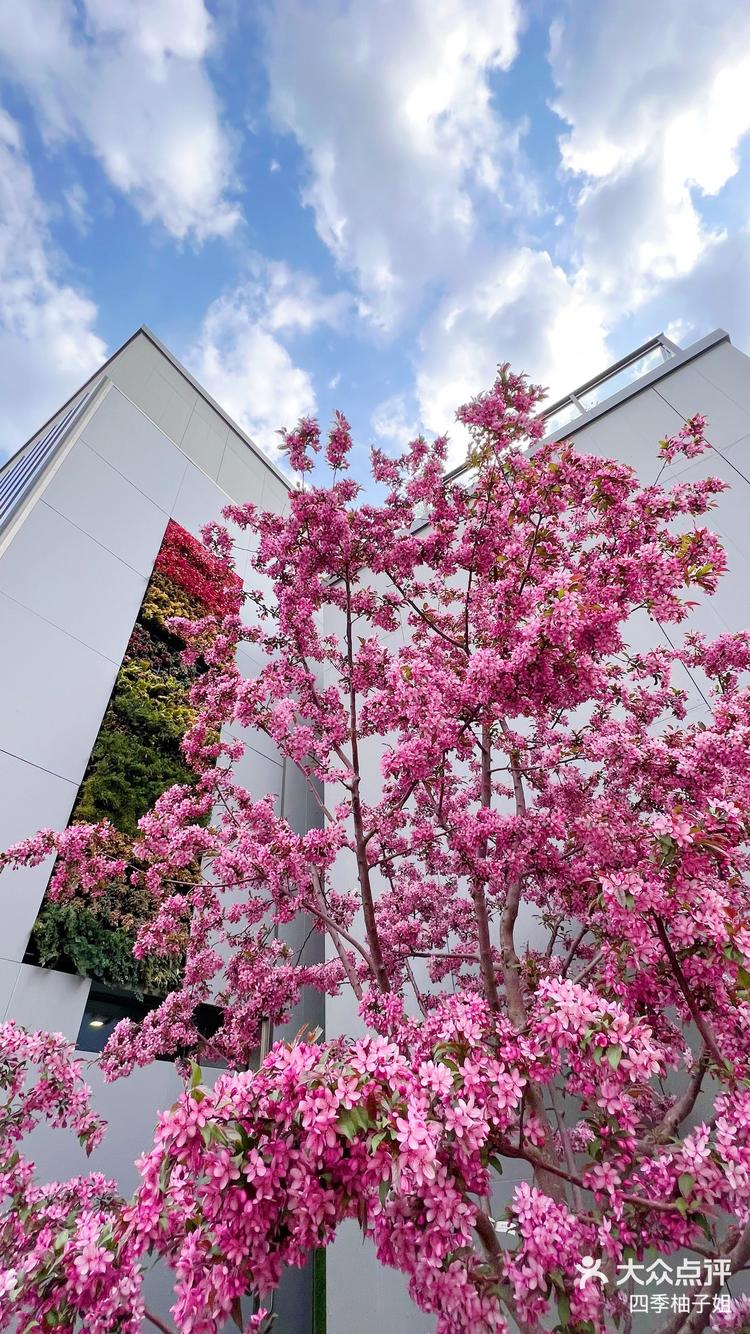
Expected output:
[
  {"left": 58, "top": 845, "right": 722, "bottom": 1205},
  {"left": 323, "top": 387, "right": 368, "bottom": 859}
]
[{"left": 155, "top": 519, "right": 243, "bottom": 618}]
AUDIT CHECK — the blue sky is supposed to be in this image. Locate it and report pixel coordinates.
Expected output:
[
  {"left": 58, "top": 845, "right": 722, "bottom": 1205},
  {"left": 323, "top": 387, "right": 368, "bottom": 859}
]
[{"left": 1, "top": 0, "right": 750, "bottom": 473}]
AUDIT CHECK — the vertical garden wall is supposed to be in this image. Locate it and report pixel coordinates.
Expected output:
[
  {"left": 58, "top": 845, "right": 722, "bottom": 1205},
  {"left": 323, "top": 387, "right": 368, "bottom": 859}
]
[{"left": 27, "top": 520, "right": 243, "bottom": 996}]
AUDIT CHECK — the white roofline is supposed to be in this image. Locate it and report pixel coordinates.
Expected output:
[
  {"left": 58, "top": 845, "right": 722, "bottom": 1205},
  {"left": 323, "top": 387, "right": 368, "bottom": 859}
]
[
  {"left": 9, "top": 326, "right": 291, "bottom": 492},
  {"left": 137, "top": 326, "right": 290, "bottom": 489}
]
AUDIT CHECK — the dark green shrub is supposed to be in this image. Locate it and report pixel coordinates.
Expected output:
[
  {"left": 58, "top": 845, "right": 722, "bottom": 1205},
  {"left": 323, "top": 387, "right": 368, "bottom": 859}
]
[
  {"left": 29, "top": 554, "right": 210, "bottom": 990},
  {"left": 110, "top": 660, "right": 197, "bottom": 749},
  {"left": 72, "top": 723, "right": 196, "bottom": 836},
  {"left": 32, "top": 897, "right": 184, "bottom": 995}
]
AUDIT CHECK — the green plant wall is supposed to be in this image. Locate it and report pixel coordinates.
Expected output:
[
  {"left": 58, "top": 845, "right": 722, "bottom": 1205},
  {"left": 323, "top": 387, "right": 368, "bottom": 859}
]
[{"left": 28, "top": 520, "right": 243, "bottom": 995}]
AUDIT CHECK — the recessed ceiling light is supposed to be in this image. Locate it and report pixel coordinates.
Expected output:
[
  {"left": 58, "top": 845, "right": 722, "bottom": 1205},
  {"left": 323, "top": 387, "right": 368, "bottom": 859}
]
[{"left": 89, "top": 1018, "right": 106, "bottom": 1028}]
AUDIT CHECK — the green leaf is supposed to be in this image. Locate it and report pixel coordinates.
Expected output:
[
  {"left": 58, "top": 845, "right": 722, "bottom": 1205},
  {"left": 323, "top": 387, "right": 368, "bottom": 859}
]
[
  {"left": 607, "top": 1044, "right": 623, "bottom": 1070},
  {"left": 678, "top": 1172, "right": 694, "bottom": 1198},
  {"left": 557, "top": 1291, "right": 571, "bottom": 1328},
  {"left": 433, "top": 1041, "right": 461, "bottom": 1063},
  {"left": 158, "top": 1156, "right": 172, "bottom": 1193},
  {"left": 337, "top": 1105, "right": 373, "bottom": 1141},
  {"left": 694, "top": 1212, "right": 714, "bottom": 1242}
]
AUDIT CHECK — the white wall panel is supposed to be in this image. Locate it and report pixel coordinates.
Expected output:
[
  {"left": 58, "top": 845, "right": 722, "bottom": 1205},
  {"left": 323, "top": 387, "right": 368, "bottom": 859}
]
[
  {"left": 227, "top": 715, "right": 281, "bottom": 771},
  {"left": 0, "top": 501, "right": 147, "bottom": 663},
  {"left": 0, "top": 958, "right": 20, "bottom": 1020},
  {"left": 695, "top": 343, "right": 750, "bottom": 415},
  {"left": 7, "top": 964, "right": 90, "bottom": 1040},
  {"left": 655, "top": 362, "right": 750, "bottom": 452},
  {"left": 104, "top": 336, "right": 156, "bottom": 403},
  {"left": 217, "top": 434, "right": 273, "bottom": 507},
  {"left": 42, "top": 438, "right": 168, "bottom": 578},
  {"left": 23, "top": 1056, "right": 191, "bottom": 1325},
  {"left": 328, "top": 1223, "right": 433, "bottom": 1334},
  {"left": 571, "top": 386, "right": 685, "bottom": 481},
  {"left": 228, "top": 742, "right": 283, "bottom": 805},
  {"left": 80, "top": 388, "right": 187, "bottom": 513},
  {"left": 179, "top": 410, "right": 228, "bottom": 481},
  {"left": 261, "top": 472, "right": 290, "bottom": 515},
  {"left": 0, "top": 593, "right": 118, "bottom": 782},
  {"left": 0, "top": 750, "right": 78, "bottom": 962},
  {"left": 26, "top": 1057, "right": 183, "bottom": 1192},
  {"left": 570, "top": 361, "right": 750, "bottom": 718},
  {"left": 136, "top": 368, "right": 194, "bottom": 445}
]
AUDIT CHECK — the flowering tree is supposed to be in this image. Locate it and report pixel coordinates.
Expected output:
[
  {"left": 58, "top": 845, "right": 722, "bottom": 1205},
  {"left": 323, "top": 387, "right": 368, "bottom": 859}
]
[{"left": 3, "top": 368, "right": 750, "bottom": 1334}]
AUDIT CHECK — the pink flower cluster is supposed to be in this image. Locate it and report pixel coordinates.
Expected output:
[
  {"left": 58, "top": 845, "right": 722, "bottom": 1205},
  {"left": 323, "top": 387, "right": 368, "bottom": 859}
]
[
  {"left": 128, "top": 1004, "right": 524, "bottom": 1334},
  {"left": 0, "top": 1023, "right": 142, "bottom": 1333}
]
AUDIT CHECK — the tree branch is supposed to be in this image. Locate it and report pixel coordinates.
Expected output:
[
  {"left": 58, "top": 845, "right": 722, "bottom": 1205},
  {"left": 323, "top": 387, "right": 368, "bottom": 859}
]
[
  {"left": 145, "top": 1311, "right": 176, "bottom": 1334},
  {"left": 310, "top": 867, "right": 364, "bottom": 1000},
  {"left": 474, "top": 1209, "right": 543, "bottom": 1334},
  {"left": 645, "top": 1050, "right": 710, "bottom": 1146},
  {"left": 652, "top": 915, "right": 728, "bottom": 1072},
  {"left": 473, "top": 720, "right": 500, "bottom": 1011},
  {"left": 344, "top": 576, "right": 390, "bottom": 992}
]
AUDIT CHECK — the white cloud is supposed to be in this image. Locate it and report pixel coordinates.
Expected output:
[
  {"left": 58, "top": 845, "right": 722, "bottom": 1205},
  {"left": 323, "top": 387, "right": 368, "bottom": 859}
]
[
  {"left": 258, "top": 259, "right": 352, "bottom": 334},
  {"left": 408, "top": 0, "right": 750, "bottom": 468},
  {"left": 188, "top": 259, "right": 350, "bottom": 456},
  {"left": 84, "top": 0, "right": 213, "bottom": 67},
  {"left": 0, "top": 110, "right": 107, "bottom": 461},
  {"left": 571, "top": 154, "right": 710, "bottom": 307},
  {"left": 640, "top": 228, "right": 750, "bottom": 354},
  {"left": 257, "top": 0, "right": 750, "bottom": 481},
  {"left": 416, "top": 248, "right": 609, "bottom": 464},
  {"left": 266, "top": 0, "right": 524, "bottom": 326},
  {"left": 0, "top": 106, "right": 106, "bottom": 458},
  {"left": 550, "top": 5, "right": 750, "bottom": 185},
  {"left": 0, "top": 0, "right": 240, "bottom": 242},
  {"left": 549, "top": 2, "right": 750, "bottom": 313},
  {"left": 372, "top": 394, "right": 421, "bottom": 449},
  {"left": 63, "top": 183, "right": 92, "bottom": 235}
]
